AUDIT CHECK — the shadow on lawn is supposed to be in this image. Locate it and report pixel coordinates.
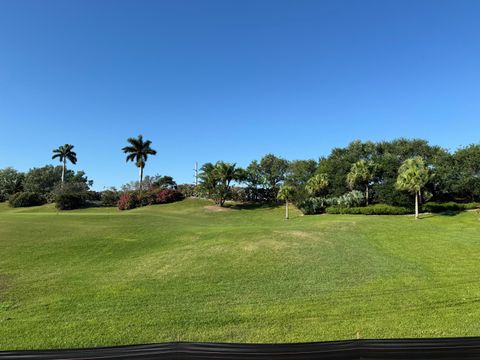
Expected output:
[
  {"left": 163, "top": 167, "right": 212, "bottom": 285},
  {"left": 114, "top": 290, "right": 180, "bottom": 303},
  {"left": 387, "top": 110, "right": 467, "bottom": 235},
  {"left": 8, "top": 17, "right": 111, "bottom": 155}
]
[
  {"left": 226, "top": 202, "right": 279, "bottom": 211},
  {"left": 420, "top": 210, "right": 463, "bottom": 218}
]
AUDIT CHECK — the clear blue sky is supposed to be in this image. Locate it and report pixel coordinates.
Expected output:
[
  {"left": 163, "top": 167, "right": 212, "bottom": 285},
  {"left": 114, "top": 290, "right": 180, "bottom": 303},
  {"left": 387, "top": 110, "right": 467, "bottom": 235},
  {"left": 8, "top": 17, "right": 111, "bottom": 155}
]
[{"left": 0, "top": 0, "right": 479, "bottom": 190}]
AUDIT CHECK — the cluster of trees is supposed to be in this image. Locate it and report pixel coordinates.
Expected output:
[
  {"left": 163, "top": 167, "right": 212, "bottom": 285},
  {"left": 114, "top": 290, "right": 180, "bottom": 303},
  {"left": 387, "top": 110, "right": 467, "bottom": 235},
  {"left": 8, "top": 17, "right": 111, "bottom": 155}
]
[
  {"left": 0, "top": 165, "right": 92, "bottom": 203},
  {"left": 0, "top": 135, "right": 162, "bottom": 209},
  {"left": 1, "top": 137, "right": 478, "bottom": 215},
  {"left": 198, "top": 139, "right": 480, "bottom": 218}
]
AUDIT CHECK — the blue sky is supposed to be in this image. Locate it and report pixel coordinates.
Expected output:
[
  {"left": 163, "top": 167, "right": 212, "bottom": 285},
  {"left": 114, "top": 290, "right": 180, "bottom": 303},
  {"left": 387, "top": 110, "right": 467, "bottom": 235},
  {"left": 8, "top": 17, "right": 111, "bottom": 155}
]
[{"left": 0, "top": 0, "right": 479, "bottom": 190}]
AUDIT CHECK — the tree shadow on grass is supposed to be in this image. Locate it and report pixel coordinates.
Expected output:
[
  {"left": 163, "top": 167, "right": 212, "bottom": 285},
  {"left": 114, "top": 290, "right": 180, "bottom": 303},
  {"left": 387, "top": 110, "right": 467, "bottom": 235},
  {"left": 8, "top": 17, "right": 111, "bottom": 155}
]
[
  {"left": 226, "top": 202, "right": 279, "bottom": 211},
  {"left": 420, "top": 210, "right": 463, "bottom": 218}
]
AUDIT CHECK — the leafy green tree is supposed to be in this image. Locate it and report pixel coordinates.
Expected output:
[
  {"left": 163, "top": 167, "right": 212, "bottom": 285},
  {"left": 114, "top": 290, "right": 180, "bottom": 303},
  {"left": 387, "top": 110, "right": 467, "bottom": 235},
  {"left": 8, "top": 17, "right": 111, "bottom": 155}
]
[
  {"left": 317, "top": 138, "right": 448, "bottom": 206},
  {"left": 277, "top": 185, "right": 295, "bottom": 219},
  {"left": 0, "top": 167, "right": 24, "bottom": 201},
  {"left": 396, "top": 157, "right": 430, "bottom": 219},
  {"left": 346, "top": 159, "right": 375, "bottom": 205},
  {"left": 244, "top": 160, "right": 264, "bottom": 201},
  {"left": 305, "top": 173, "right": 329, "bottom": 197},
  {"left": 452, "top": 144, "right": 480, "bottom": 201},
  {"left": 285, "top": 159, "right": 317, "bottom": 202},
  {"left": 52, "top": 144, "right": 77, "bottom": 186},
  {"left": 122, "top": 135, "right": 157, "bottom": 191},
  {"left": 23, "top": 165, "right": 91, "bottom": 196},
  {"left": 259, "top": 154, "right": 289, "bottom": 201}
]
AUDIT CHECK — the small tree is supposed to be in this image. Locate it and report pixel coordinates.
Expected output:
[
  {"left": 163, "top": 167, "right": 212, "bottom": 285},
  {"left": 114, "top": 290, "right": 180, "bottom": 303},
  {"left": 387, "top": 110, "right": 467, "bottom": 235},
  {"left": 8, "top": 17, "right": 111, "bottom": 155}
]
[
  {"left": 199, "top": 161, "right": 243, "bottom": 206},
  {"left": 305, "top": 173, "right": 329, "bottom": 197},
  {"left": 346, "top": 159, "right": 374, "bottom": 205},
  {"left": 277, "top": 185, "right": 295, "bottom": 219},
  {"left": 52, "top": 144, "right": 77, "bottom": 187},
  {"left": 122, "top": 135, "right": 157, "bottom": 191},
  {"left": 396, "top": 157, "right": 430, "bottom": 219}
]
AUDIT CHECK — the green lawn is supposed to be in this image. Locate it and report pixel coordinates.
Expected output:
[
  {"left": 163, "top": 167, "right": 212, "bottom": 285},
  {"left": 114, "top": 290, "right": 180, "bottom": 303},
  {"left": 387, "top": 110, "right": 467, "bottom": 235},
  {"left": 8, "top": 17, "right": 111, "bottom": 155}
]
[{"left": 0, "top": 199, "right": 479, "bottom": 349}]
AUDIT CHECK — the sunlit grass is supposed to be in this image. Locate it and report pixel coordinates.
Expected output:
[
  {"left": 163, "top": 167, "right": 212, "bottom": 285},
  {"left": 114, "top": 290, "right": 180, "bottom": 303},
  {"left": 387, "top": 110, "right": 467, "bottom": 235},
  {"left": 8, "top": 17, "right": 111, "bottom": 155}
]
[{"left": 0, "top": 198, "right": 479, "bottom": 349}]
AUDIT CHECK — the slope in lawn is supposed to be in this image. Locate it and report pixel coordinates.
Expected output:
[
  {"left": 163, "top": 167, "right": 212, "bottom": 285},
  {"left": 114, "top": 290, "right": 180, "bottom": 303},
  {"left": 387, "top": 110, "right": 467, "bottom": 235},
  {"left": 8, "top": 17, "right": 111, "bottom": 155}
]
[{"left": 0, "top": 198, "right": 479, "bottom": 349}]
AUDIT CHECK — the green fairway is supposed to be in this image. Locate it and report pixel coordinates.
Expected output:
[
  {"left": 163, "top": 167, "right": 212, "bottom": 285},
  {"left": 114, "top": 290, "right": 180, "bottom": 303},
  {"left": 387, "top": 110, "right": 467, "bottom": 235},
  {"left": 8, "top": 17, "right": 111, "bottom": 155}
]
[{"left": 0, "top": 199, "right": 479, "bottom": 349}]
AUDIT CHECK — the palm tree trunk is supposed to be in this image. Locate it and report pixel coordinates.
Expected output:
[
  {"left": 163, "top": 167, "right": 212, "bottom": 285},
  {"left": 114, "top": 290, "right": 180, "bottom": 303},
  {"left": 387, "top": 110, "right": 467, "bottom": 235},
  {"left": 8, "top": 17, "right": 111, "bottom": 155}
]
[
  {"left": 415, "top": 191, "right": 419, "bottom": 220},
  {"left": 365, "top": 185, "right": 369, "bottom": 206},
  {"left": 61, "top": 158, "right": 66, "bottom": 187},
  {"left": 285, "top": 199, "right": 289, "bottom": 219},
  {"left": 139, "top": 166, "right": 144, "bottom": 191}
]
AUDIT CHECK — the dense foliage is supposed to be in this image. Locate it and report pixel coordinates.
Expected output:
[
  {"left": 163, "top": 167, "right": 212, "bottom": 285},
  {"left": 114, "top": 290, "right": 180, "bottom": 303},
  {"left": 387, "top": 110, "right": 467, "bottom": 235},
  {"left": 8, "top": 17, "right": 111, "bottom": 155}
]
[
  {"left": 101, "top": 188, "right": 121, "bottom": 207},
  {"left": 199, "top": 161, "right": 244, "bottom": 206},
  {"left": 117, "top": 191, "right": 140, "bottom": 211},
  {"left": 198, "top": 139, "right": 480, "bottom": 212},
  {"left": 9, "top": 192, "right": 46, "bottom": 208},
  {"left": 297, "top": 190, "right": 365, "bottom": 215},
  {"left": 0, "top": 167, "right": 24, "bottom": 201},
  {"left": 55, "top": 191, "right": 87, "bottom": 210},
  {"left": 325, "top": 204, "right": 411, "bottom": 215},
  {"left": 117, "top": 188, "right": 184, "bottom": 210},
  {"left": 23, "top": 166, "right": 92, "bottom": 197},
  {"left": 2, "top": 138, "right": 479, "bottom": 214},
  {"left": 422, "top": 201, "right": 479, "bottom": 213}
]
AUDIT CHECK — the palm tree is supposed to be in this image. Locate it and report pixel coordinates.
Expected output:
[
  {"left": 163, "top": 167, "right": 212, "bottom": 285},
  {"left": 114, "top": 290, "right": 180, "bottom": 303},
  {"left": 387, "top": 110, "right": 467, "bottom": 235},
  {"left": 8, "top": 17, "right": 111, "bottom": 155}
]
[
  {"left": 305, "top": 173, "right": 329, "bottom": 197},
  {"left": 346, "top": 160, "right": 374, "bottom": 205},
  {"left": 277, "top": 185, "right": 295, "bottom": 219},
  {"left": 396, "top": 156, "right": 430, "bottom": 219},
  {"left": 52, "top": 144, "right": 77, "bottom": 186},
  {"left": 214, "top": 161, "right": 244, "bottom": 206},
  {"left": 122, "top": 135, "right": 157, "bottom": 191}
]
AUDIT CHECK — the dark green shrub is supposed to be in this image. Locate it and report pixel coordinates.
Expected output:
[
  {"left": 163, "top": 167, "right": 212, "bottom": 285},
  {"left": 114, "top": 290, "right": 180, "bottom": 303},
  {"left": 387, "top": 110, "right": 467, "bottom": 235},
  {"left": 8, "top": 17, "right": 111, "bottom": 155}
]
[
  {"left": 297, "top": 197, "right": 327, "bottom": 215},
  {"left": 326, "top": 204, "right": 411, "bottom": 215},
  {"left": 136, "top": 191, "right": 158, "bottom": 206},
  {"left": 55, "top": 192, "right": 87, "bottom": 210},
  {"left": 9, "top": 192, "right": 46, "bottom": 208},
  {"left": 101, "top": 189, "right": 120, "bottom": 207},
  {"left": 422, "top": 201, "right": 480, "bottom": 213},
  {"left": 86, "top": 191, "right": 101, "bottom": 201},
  {"left": 464, "top": 202, "right": 480, "bottom": 210},
  {"left": 0, "top": 167, "right": 24, "bottom": 200}
]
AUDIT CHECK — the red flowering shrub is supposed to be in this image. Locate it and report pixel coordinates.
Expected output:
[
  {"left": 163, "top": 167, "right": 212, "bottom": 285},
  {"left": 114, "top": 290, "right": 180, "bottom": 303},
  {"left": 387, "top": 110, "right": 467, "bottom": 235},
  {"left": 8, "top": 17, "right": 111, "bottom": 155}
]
[
  {"left": 156, "top": 189, "right": 184, "bottom": 204},
  {"left": 118, "top": 189, "right": 184, "bottom": 210},
  {"left": 117, "top": 192, "right": 139, "bottom": 210}
]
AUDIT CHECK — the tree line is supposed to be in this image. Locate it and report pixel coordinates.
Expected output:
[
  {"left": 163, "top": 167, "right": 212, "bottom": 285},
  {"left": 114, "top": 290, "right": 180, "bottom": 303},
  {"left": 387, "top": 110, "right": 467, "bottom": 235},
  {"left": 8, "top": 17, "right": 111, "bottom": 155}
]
[
  {"left": 0, "top": 137, "right": 478, "bottom": 216},
  {"left": 197, "top": 139, "right": 480, "bottom": 218}
]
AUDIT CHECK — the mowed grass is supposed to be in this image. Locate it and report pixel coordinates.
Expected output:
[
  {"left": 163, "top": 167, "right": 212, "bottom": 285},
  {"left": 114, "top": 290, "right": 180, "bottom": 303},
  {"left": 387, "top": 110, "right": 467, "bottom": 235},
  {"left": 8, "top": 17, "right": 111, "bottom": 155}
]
[{"left": 0, "top": 199, "right": 480, "bottom": 349}]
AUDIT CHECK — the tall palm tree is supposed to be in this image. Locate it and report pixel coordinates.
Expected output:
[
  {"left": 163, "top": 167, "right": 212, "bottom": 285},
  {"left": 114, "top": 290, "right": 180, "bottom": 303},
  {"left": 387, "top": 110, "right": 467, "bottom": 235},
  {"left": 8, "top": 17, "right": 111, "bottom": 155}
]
[
  {"left": 122, "top": 135, "right": 157, "bottom": 191},
  {"left": 305, "top": 173, "right": 329, "bottom": 197},
  {"left": 396, "top": 156, "right": 430, "bottom": 219},
  {"left": 346, "top": 159, "right": 375, "bottom": 205},
  {"left": 52, "top": 144, "right": 77, "bottom": 186},
  {"left": 277, "top": 185, "right": 295, "bottom": 219}
]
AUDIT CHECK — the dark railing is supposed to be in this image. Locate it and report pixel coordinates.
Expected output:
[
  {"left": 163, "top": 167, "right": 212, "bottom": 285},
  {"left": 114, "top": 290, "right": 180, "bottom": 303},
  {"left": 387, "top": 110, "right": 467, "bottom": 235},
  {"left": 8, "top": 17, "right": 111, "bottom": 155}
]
[{"left": 2, "top": 337, "right": 480, "bottom": 359}]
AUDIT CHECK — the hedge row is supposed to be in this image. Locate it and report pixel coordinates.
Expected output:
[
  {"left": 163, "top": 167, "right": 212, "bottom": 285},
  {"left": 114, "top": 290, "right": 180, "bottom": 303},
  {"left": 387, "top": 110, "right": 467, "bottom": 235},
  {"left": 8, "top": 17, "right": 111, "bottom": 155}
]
[
  {"left": 422, "top": 201, "right": 479, "bottom": 213},
  {"left": 325, "top": 204, "right": 411, "bottom": 215},
  {"left": 118, "top": 189, "right": 184, "bottom": 210},
  {"left": 9, "top": 192, "right": 46, "bottom": 208}
]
